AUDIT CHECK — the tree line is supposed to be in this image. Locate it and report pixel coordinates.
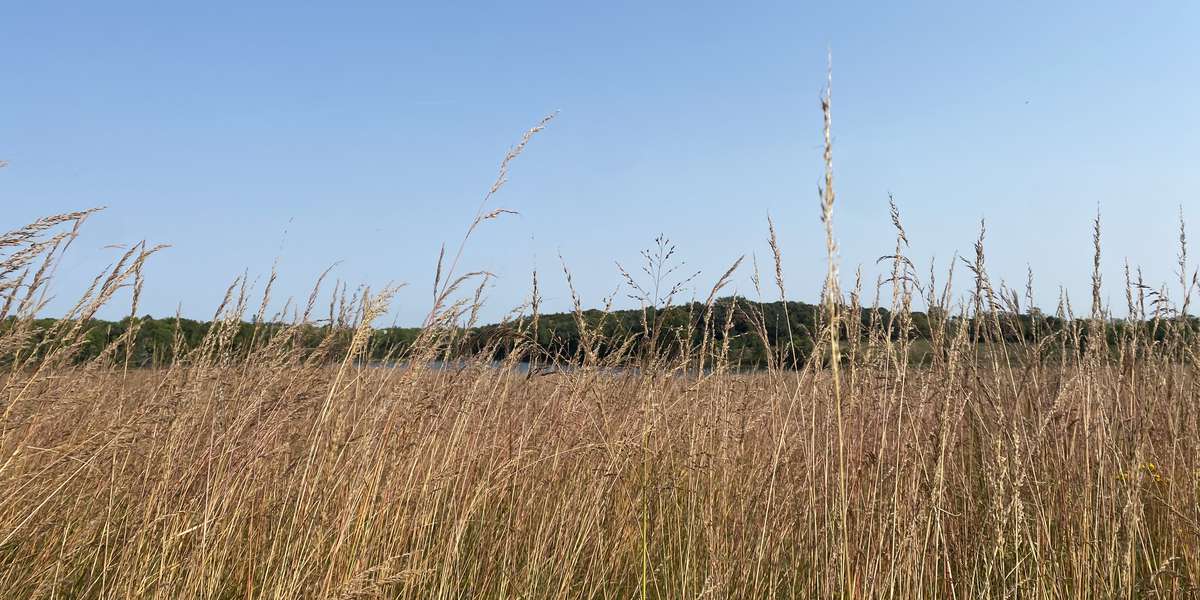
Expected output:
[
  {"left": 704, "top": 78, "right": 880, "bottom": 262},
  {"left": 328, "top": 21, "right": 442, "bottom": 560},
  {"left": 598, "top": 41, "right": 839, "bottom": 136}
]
[{"left": 4, "top": 297, "right": 1195, "bottom": 370}]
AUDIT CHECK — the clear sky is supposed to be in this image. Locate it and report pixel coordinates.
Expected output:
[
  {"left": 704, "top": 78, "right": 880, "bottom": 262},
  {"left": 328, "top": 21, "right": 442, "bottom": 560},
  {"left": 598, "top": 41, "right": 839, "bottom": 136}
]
[{"left": 4, "top": 1, "right": 1198, "bottom": 324}]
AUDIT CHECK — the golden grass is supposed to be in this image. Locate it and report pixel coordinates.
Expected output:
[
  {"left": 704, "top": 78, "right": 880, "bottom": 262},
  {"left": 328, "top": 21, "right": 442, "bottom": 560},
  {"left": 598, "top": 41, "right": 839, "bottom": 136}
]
[{"left": 2, "top": 98, "right": 1199, "bottom": 599}]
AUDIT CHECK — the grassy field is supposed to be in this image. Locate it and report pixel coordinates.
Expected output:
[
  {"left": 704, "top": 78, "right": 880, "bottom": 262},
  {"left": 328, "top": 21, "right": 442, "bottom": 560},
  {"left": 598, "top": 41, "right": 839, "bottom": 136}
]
[{"left": 2, "top": 107, "right": 1198, "bottom": 598}]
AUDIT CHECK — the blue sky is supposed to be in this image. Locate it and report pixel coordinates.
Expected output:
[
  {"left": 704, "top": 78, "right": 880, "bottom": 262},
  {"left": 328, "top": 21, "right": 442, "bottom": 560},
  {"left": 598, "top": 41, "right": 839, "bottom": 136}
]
[{"left": 4, "top": 1, "right": 1198, "bottom": 324}]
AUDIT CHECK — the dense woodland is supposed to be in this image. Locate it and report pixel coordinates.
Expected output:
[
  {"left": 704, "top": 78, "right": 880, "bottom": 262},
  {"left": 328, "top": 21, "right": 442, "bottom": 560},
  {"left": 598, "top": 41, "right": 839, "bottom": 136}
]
[{"left": 7, "top": 298, "right": 1195, "bottom": 369}]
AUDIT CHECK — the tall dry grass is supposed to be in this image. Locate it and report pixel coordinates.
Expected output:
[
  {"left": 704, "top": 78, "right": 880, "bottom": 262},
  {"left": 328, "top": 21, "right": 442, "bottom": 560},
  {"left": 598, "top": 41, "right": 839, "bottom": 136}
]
[{"left": 1, "top": 98, "right": 1198, "bottom": 600}]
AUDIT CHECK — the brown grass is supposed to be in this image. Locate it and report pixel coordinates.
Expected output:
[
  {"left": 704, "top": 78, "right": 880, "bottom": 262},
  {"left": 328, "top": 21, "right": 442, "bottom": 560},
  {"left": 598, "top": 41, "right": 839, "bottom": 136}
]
[{"left": 1, "top": 100, "right": 1199, "bottom": 600}]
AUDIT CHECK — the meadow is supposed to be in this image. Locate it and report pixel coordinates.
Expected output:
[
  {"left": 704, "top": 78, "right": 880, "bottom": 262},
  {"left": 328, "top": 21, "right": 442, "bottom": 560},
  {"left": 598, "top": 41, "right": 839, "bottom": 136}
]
[{"left": 1, "top": 102, "right": 1198, "bottom": 599}]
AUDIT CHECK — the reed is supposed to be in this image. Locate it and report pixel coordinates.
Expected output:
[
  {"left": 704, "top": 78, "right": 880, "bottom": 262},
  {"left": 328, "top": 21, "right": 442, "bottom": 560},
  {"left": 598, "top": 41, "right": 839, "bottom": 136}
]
[{"left": 1, "top": 109, "right": 1198, "bottom": 600}]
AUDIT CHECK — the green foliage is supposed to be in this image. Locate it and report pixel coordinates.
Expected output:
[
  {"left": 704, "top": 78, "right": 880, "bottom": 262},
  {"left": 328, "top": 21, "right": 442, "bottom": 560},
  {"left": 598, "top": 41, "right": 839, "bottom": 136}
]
[{"left": 8, "top": 304, "right": 1197, "bottom": 370}]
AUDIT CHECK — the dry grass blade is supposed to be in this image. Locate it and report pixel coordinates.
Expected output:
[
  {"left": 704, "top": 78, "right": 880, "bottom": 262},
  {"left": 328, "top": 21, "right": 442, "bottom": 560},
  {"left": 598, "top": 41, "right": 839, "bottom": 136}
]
[{"left": 0, "top": 80, "right": 1197, "bottom": 600}]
